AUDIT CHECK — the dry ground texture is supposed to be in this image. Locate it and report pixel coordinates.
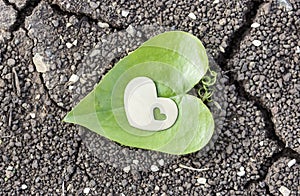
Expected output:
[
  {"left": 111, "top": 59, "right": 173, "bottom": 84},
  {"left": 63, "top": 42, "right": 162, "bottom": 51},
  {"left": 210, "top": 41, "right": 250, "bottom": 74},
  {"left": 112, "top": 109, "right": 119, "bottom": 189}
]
[{"left": 0, "top": 0, "right": 299, "bottom": 195}]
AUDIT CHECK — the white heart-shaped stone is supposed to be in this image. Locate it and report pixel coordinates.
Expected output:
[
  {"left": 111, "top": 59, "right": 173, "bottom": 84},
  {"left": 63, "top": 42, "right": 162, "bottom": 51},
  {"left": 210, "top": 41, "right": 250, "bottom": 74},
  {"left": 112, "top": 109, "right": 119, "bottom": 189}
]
[{"left": 124, "top": 77, "right": 178, "bottom": 131}]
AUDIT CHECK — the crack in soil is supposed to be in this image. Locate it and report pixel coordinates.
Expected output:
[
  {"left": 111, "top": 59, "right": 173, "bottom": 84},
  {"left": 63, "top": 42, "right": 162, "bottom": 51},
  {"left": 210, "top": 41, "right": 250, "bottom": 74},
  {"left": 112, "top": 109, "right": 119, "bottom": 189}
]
[
  {"left": 66, "top": 140, "right": 82, "bottom": 180},
  {"left": 214, "top": 0, "right": 300, "bottom": 193},
  {"left": 50, "top": 3, "right": 127, "bottom": 31},
  {"left": 2, "top": 0, "right": 17, "bottom": 9},
  {"left": 7, "top": 0, "right": 42, "bottom": 32},
  {"left": 22, "top": 26, "right": 69, "bottom": 112},
  {"left": 1, "top": 0, "right": 42, "bottom": 64},
  {"left": 216, "top": 0, "right": 262, "bottom": 66},
  {"left": 244, "top": 147, "right": 300, "bottom": 195},
  {"left": 28, "top": 2, "right": 128, "bottom": 111}
]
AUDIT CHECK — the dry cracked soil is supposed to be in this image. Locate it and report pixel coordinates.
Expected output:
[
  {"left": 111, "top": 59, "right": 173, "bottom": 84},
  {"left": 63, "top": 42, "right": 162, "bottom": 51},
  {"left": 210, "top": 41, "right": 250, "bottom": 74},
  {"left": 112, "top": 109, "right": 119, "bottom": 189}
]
[{"left": 0, "top": 0, "right": 299, "bottom": 195}]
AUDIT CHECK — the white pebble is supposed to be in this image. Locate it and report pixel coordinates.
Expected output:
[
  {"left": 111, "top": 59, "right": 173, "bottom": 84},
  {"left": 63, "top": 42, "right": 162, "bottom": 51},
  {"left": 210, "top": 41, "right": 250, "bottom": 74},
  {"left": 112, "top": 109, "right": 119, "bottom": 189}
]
[
  {"left": 237, "top": 166, "right": 245, "bottom": 177},
  {"left": 132, "top": 160, "right": 139, "bottom": 165},
  {"left": 123, "top": 166, "right": 130, "bottom": 173},
  {"left": 29, "top": 112, "right": 36, "bottom": 119},
  {"left": 150, "top": 165, "right": 159, "bottom": 172},
  {"left": 158, "top": 159, "right": 164, "bottom": 166},
  {"left": 219, "top": 46, "right": 225, "bottom": 53},
  {"left": 197, "top": 177, "right": 207, "bottom": 184},
  {"left": 89, "top": 1, "right": 98, "bottom": 9},
  {"left": 252, "top": 40, "right": 262, "bottom": 47},
  {"left": 251, "top": 22, "right": 260, "bottom": 28},
  {"left": 69, "top": 74, "right": 79, "bottom": 84},
  {"left": 98, "top": 22, "right": 109, "bottom": 28},
  {"left": 121, "top": 10, "right": 129, "bottom": 17},
  {"left": 126, "top": 25, "right": 136, "bottom": 36},
  {"left": 7, "top": 166, "right": 13, "bottom": 171},
  {"left": 161, "top": 173, "right": 169, "bottom": 177},
  {"left": 296, "top": 46, "right": 300, "bottom": 54},
  {"left": 66, "top": 43, "right": 73, "bottom": 48},
  {"left": 279, "top": 186, "right": 291, "bottom": 196},
  {"left": 83, "top": 187, "right": 90, "bottom": 194},
  {"left": 237, "top": 170, "right": 245, "bottom": 176},
  {"left": 21, "top": 184, "right": 27, "bottom": 190},
  {"left": 287, "top": 159, "right": 296, "bottom": 167},
  {"left": 213, "top": 0, "right": 219, "bottom": 3},
  {"left": 72, "top": 40, "right": 78, "bottom": 46},
  {"left": 68, "top": 86, "right": 74, "bottom": 90},
  {"left": 188, "top": 12, "right": 196, "bottom": 20},
  {"left": 33, "top": 53, "right": 49, "bottom": 73},
  {"left": 66, "top": 23, "right": 72, "bottom": 28}
]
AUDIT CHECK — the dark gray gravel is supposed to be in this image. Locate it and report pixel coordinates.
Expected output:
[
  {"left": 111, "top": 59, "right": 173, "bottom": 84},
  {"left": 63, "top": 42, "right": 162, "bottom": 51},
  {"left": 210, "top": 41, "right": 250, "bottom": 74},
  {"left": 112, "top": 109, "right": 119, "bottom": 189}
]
[
  {"left": 266, "top": 157, "right": 299, "bottom": 196},
  {"left": 229, "top": 1, "right": 300, "bottom": 153},
  {"left": 49, "top": 0, "right": 253, "bottom": 58},
  {"left": 0, "top": 0, "right": 299, "bottom": 195}
]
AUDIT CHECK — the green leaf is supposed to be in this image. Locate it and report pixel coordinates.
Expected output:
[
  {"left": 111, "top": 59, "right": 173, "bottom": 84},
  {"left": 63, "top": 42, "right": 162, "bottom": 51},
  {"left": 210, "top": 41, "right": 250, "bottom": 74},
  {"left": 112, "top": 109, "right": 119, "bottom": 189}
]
[{"left": 64, "top": 31, "right": 214, "bottom": 155}]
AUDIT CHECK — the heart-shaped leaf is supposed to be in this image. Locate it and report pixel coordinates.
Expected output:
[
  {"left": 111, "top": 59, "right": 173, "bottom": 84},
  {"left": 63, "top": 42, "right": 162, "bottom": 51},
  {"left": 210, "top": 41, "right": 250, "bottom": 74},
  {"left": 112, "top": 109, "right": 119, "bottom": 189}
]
[{"left": 64, "top": 31, "right": 214, "bottom": 155}]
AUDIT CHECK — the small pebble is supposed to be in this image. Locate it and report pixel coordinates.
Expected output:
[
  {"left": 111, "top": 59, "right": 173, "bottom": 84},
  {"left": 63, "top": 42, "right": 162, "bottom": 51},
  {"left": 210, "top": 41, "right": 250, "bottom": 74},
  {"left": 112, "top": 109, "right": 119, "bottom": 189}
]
[
  {"left": 29, "top": 112, "right": 36, "bottom": 119},
  {"left": 126, "top": 25, "right": 136, "bottom": 36},
  {"left": 66, "top": 43, "right": 73, "bottom": 48},
  {"left": 69, "top": 74, "right": 79, "bottom": 84},
  {"left": 219, "top": 18, "right": 226, "bottom": 26},
  {"left": 7, "top": 166, "right": 13, "bottom": 171},
  {"left": 219, "top": 46, "right": 225, "bottom": 53},
  {"left": 7, "top": 58, "right": 15, "bottom": 66},
  {"left": 89, "top": 1, "right": 98, "bottom": 9},
  {"left": 150, "top": 165, "right": 159, "bottom": 172},
  {"left": 72, "top": 40, "right": 78, "bottom": 46},
  {"left": 158, "top": 159, "right": 164, "bottom": 166},
  {"left": 296, "top": 46, "right": 300, "bottom": 54},
  {"left": 237, "top": 166, "right": 245, "bottom": 177},
  {"left": 21, "top": 184, "right": 28, "bottom": 190},
  {"left": 287, "top": 159, "right": 296, "bottom": 167},
  {"left": 66, "top": 23, "right": 72, "bottom": 28},
  {"left": 252, "top": 40, "right": 262, "bottom": 46},
  {"left": 197, "top": 177, "right": 207, "bottom": 184},
  {"left": 188, "top": 12, "right": 196, "bottom": 20},
  {"left": 251, "top": 22, "right": 260, "bottom": 28},
  {"left": 132, "top": 160, "right": 139, "bottom": 165},
  {"left": 32, "top": 53, "right": 49, "bottom": 73},
  {"left": 0, "top": 79, "right": 5, "bottom": 87},
  {"left": 83, "top": 187, "right": 90, "bottom": 194},
  {"left": 98, "top": 22, "right": 109, "bottom": 28},
  {"left": 279, "top": 186, "right": 290, "bottom": 196},
  {"left": 121, "top": 10, "right": 129, "bottom": 17},
  {"left": 123, "top": 166, "right": 130, "bottom": 173}
]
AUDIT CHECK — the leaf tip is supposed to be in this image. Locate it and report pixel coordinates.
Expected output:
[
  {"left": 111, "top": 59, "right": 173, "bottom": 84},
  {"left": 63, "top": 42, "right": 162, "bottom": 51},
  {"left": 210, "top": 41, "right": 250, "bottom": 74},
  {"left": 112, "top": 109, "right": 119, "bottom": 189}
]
[{"left": 62, "top": 111, "right": 74, "bottom": 123}]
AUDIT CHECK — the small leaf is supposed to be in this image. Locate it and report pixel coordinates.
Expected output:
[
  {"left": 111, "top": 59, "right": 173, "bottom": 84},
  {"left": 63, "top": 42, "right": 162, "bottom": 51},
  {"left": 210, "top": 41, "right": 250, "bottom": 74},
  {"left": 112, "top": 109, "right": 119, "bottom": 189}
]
[{"left": 64, "top": 31, "right": 215, "bottom": 155}]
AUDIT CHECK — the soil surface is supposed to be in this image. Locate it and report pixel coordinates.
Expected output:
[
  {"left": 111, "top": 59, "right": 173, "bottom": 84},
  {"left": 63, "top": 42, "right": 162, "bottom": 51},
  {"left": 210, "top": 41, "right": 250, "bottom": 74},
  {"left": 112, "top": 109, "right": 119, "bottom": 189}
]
[{"left": 0, "top": 0, "right": 299, "bottom": 195}]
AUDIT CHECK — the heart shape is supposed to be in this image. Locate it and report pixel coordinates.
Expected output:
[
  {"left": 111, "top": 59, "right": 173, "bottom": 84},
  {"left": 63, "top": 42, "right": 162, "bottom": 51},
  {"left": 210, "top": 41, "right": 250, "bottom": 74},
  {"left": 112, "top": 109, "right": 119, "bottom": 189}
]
[
  {"left": 124, "top": 77, "right": 178, "bottom": 131},
  {"left": 63, "top": 31, "right": 215, "bottom": 155},
  {"left": 153, "top": 108, "right": 166, "bottom": 121}
]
